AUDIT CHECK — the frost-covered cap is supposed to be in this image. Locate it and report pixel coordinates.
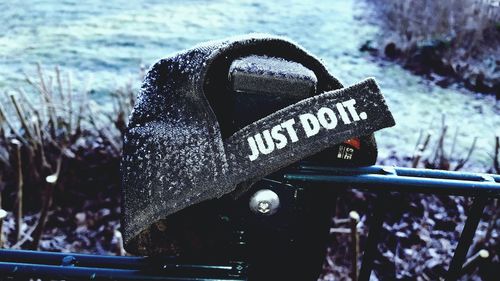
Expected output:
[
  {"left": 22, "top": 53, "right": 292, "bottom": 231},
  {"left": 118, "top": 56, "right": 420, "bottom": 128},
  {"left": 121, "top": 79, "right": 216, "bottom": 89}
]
[{"left": 121, "top": 34, "right": 395, "bottom": 255}]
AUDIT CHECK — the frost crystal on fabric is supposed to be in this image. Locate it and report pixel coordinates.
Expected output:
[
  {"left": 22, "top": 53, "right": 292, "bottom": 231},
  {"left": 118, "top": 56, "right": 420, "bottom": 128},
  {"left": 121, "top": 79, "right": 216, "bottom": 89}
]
[{"left": 121, "top": 34, "right": 395, "bottom": 255}]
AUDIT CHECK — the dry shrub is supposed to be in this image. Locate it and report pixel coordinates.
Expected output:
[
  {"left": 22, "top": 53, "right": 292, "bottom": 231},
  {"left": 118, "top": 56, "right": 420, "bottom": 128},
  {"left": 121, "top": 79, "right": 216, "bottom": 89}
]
[
  {"left": 366, "top": 0, "right": 500, "bottom": 94},
  {"left": 411, "top": 115, "right": 478, "bottom": 171},
  {"left": 370, "top": 0, "right": 499, "bottom": 54},
  {"left": 0, "top": 64, "right": 135, "bottom": 250}
]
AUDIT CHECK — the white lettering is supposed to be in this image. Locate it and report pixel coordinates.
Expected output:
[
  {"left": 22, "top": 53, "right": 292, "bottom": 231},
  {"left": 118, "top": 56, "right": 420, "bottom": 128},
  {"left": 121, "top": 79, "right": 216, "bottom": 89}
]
[
  {"left": 299, "top": 113, "right": 320, "bottom": 138},
  {"left": 342, "top": 99, "right": 360, "bottom": 122},
  {"left": 317, "top": 107, "right": 338, "bottom": 129},
  {"left": 271, "top": 124, "right": 288, "bottom": 149},
  {"left": 248, "top": 136, "right": 260, "bottom": 161},
  {"left": 255, "top": 130, "right": 275, "bottom": 155},
  {"left": 336, "top": 102, "right": 351, "bottom": 124},
  {"left": 281, "top": 119, "right": 299, "bottom": 142},
  {"left": 245, "top": 98, "right": 369, "bottom": 161}
]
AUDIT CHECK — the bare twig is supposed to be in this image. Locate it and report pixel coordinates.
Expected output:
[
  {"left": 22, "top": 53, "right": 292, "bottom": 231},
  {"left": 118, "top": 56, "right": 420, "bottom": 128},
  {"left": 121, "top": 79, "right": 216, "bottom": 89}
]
[
  {"left": 75, "top": 87, "right": 89, "bottom": 136},
  {"left": 483, "top": 198, "right": 498, "bottom": 244},
  {"left": 494, "top": 135, "right": 499, "bottom": 173},
  {"left": 87, "top": 101, "right": 121, "bottom": 153},
  {"left": 30, "top": 157, "right": 62, "bottom": 250},
  {"left": 350, "top": 211, "right": 360, "bottom": 281},
  {"left": 9, "top": 93, "right": 35, "bottom": 141},
  {"left": 114, "top": 230, "right": 126, "bottom": 256},
  {"left": 449, "top": 127, "right": 459, "bottom": 160},
  {"left": 412, "top": 131, "right": 432, "bottom": 168},
  {"left": 67, "top": 72, "right": 73, "bottom": 134},
  {"left": 454, "top": 137, "right": 478, "bottom": 171},
  {"left": 10, "top": 217, "right": 40, "bottom": 249},
  {"left": 25, "top": 66, "right": 57, "bottom": 137},
  {"left": 10, "top": 139, "right": 23, "bottom": 243},
  {"left": 0, "top": 102, "right": 27, "bottom": 144},
  {"left": 36, "top": 63, "right": 48, "bottom": 96},
  {"left": 55, "top": 66, "right": 65, "bottom": 106},
  {"left": 414, "top": 129, "right": 423, "bottom": 153},
  {"left": 436, "top": 125, "right": 449, "bottom": 168},
  {"left": 16, "top": 88, "right": 39, "bottom": 117},
  {"left": 33, "top": 119, "right": 51, "bottom": 171},
  {"left": 0, "top": 209, "right": 6, "bottom": 248},
  {"left": 333, "top": 218, "right": 351, "bottom": 225},
  {"left": 460, "top": 249, "right": 489, "bottom": 276},
  {"left": 330, "top": 228, "right": 351, "bottom": 234}
]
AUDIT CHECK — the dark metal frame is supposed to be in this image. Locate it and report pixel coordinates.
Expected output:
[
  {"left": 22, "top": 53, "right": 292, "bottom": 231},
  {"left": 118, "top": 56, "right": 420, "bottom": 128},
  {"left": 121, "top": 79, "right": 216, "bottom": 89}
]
[
  {"left": 0, "top": 165, "right": 498, "bottom": 280},
  {"left": 0, "top": 249, "right": 247, "bottom": 280},
  {"left": 286, "top": 165, "right": 499, "bottom": 281}
]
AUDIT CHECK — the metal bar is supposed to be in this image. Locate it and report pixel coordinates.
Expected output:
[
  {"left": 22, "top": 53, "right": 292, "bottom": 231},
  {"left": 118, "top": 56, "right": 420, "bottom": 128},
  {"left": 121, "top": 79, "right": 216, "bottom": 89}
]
[
  {"left": 284, "top": 173, "right": 500, "bottom": 197},
  {"left": 358, "top": 193, "right": 390, "bottom": 281},
  {"left": 445, "top": 196, "right": 488, "bottom": 281},
  {"left": 299, "top": 165, "right": 500, "bottom": 183},
  {"left": 0, "top": 249, "right": 150, "bottom": 269},
  {"left": 0, "top": 249, "right": 234, "bottom": 271},
  {"left": 0, "top": 250, "right": 246, "bottom": 280},
  {"left": 0, "top": 261, "right": 246, "bottom": 281}
]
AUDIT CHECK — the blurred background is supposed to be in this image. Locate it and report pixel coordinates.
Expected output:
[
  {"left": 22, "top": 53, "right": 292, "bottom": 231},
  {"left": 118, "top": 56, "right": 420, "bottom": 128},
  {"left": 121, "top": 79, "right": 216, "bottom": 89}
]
[{"left": 0, "top": 0, "right": 498, "bottom": 280}]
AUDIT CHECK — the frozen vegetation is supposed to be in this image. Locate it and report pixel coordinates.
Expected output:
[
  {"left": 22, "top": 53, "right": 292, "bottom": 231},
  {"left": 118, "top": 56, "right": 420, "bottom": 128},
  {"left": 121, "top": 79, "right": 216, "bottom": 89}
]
[{"left": 0, "top": 0, "right": 498, "bottom": 280}]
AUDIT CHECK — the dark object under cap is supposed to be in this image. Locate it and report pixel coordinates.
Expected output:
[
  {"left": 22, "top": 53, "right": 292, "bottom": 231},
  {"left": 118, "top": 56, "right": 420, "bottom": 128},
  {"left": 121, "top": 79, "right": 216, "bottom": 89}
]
[{"left": 121, "top": 34, "right": 395, "bottom": 255}]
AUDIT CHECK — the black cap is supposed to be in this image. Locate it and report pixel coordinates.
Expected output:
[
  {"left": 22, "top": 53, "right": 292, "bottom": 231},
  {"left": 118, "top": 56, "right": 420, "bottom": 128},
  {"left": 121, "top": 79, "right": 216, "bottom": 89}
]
[{"left": 121, "top": 34, "right": 395, "bottom": 255}]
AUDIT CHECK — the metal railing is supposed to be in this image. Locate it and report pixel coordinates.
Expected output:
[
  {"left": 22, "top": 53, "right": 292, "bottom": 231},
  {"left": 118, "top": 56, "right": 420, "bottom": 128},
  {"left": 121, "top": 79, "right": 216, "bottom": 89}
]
[
  {"left": 285, "top": 165, "right": 500, "bottom": 281},
  {"left": 0, "top": 165, "right": 498, "bottom": 281},
  {"left": 0, "top": 249, "right": 247, "bottom": 280}
]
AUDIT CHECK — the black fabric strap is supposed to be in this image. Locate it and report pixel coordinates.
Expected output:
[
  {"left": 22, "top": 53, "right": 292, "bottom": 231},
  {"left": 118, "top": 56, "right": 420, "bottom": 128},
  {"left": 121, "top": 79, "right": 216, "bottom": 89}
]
[{"left": 224, "top": 78, "right": 395, "bottom": 183}]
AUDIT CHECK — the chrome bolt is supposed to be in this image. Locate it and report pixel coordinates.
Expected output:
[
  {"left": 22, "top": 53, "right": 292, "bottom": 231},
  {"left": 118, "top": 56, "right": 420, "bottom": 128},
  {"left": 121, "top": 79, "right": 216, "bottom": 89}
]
[
  {"left": 249, "top": 189, "right": 280, "bottom": 216},
  {"left": 257, "top": 201, "right": 270, "bottom": 214}
]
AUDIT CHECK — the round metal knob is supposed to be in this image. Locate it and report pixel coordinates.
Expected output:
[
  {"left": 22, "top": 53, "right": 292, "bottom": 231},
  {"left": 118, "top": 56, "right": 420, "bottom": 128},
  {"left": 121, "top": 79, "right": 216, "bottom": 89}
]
[{"left": 249, "top": 189, "right": 280, "bottom": 215}]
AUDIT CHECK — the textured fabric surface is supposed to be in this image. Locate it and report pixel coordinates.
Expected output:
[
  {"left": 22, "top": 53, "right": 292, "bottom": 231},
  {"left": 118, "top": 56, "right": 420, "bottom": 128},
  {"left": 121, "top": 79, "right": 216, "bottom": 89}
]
[
  {"left": 225, "top": 78, "right": 394, "bottom": 184},
  {"left": 121, "top": 34, "right": 395, "bottom": 255}
]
